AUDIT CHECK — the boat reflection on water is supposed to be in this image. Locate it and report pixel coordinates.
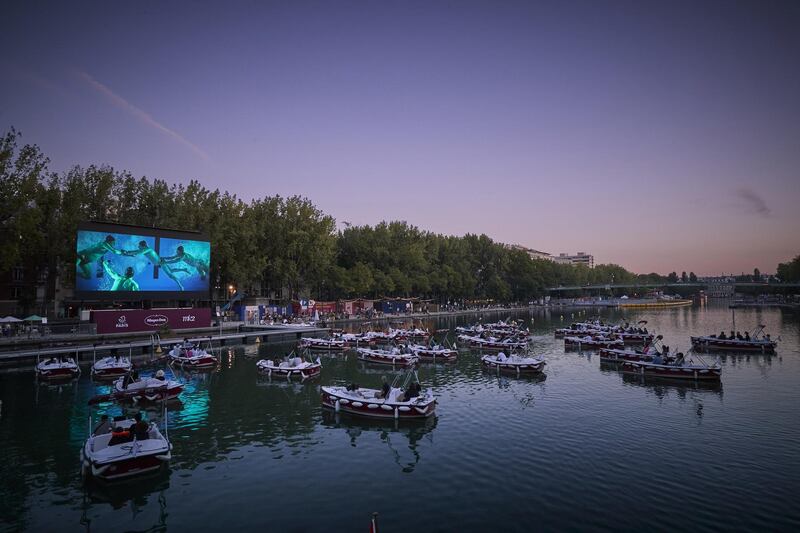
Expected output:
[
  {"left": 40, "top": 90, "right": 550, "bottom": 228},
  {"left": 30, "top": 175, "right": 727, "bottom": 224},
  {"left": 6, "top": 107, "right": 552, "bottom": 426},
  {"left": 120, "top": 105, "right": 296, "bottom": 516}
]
[
  {"left": 321, "top": 410, "right": 437, "bottom": 473},
  {"left": 81, "top": 474, "right": 170, "bottom": 530},
  {"left": 601, "top": 361, "right": 723, "bottom": 395}
]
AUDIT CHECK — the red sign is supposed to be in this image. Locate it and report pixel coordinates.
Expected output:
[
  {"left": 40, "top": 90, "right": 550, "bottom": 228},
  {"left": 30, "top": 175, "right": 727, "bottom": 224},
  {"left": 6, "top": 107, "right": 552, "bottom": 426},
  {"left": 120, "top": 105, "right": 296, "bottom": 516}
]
[{"left": 92, "top": 308, "right": 211, "bottom": 334}]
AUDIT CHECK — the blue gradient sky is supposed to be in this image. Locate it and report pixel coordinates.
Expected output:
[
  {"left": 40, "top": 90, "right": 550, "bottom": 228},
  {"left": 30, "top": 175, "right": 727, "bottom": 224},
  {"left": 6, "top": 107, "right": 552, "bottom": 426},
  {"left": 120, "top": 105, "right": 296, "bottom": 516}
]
[{"left": 2, "top": 1, "right": 798, "bottom": 275}]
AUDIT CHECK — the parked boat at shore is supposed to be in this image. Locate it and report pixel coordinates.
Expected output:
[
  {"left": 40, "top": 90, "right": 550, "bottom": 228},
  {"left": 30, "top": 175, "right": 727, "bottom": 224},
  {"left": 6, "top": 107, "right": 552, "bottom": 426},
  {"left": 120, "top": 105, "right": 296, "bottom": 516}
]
[
  {"left": 168, "top": 340, "right": 218, "bottom": 369},
  {"left": 35, "top": 356, "right": 80, "bottom": 381},
  {"left": 92, "top": 355, "right": 132, "bottom": 379}
]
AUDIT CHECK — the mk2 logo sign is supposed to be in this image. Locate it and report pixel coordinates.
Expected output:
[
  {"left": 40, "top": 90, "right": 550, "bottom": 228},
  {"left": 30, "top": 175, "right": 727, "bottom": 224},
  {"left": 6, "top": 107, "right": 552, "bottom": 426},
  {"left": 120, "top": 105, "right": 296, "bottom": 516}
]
[{"left": 144, "top": 314, "right": 169, "bottom": 327}]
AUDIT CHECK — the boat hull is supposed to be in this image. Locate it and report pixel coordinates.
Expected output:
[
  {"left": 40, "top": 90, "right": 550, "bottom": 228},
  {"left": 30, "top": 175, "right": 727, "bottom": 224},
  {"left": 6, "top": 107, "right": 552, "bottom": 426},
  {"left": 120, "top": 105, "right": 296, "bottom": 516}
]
[
  {"left": 482, "top": 358, "right": 544, "bottom": 375},
  {"left": 621, "top": 361, "right": 721, "bottom": 381},
  {"left": 321, "top": 390, "right": 435, "bottom": 420},
  {"left": 256, "top": 362, "right": 321, "bottom": 379},
  {"left": 36, "top": 367, "right": 80, "bottom": 380},
  {"left": 690, "top": 337, "right": 776, "bottom": 354}
]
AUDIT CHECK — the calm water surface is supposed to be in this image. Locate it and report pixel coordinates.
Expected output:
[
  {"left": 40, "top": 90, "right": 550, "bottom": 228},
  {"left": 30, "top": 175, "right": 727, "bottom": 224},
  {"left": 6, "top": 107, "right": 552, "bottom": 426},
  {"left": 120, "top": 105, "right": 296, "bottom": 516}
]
[{"left": 1, "top": 304, "right": 799, "bottom": 532}]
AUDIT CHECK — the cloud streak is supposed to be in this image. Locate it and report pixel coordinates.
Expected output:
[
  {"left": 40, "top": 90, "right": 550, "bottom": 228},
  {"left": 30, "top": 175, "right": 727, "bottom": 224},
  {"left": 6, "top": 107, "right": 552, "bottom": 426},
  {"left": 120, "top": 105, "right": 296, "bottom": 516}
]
[
  {"left": 736, "top": 188, "right": 771, "bottom": 218},
  {"left": 77, "top": 71, "right": 208, "bottom": 160}
]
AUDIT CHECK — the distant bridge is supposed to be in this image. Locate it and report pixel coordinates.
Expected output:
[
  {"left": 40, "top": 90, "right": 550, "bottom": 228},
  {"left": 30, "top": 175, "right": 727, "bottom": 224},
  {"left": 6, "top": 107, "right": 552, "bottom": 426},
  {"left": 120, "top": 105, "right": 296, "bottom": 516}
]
[{"left": 547, "top": 282, "right": 800, "bottom": 292}]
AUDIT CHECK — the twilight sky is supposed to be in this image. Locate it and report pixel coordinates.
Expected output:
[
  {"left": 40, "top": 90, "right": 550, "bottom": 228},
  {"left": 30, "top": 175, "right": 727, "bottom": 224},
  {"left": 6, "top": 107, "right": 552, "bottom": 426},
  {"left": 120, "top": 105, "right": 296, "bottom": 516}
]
[{"left": 2, "top": 0, "right": 799, "bottom": 275}]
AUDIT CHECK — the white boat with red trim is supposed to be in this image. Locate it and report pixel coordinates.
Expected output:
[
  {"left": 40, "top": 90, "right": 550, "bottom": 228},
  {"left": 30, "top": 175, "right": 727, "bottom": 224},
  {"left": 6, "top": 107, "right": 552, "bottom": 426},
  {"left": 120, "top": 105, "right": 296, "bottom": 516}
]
[
  {"left": 481, "top": 352, "right": 545, "bottom": 375},
  {"left": 81, "top": 412, "right": 171, "bottom": 481},
  {"left": 36, "top": 356, "right": 80, "bottom": 381},
  {"left": 620, "top": 353, "right": 721, "bottom": 381},
  {"left": 321, "top": 372, "right": 435, "bottom": 420},
  {"left": 389, "top": 327, "right": 431, "bottom": 342},
  {"left": 599, "top": 335, "right": 668, "bottom": 362},
  {"left": 256, "top": 354, "right": 322, "bottom": 379},
  {"left": 168, "top": 340, "right": 218, "bottom": 369},
  {"left": 109, "top": 372, "right": 184, "bottom": 403},
  {"left": 408, "top": 344, "right": 458, "bottom": 362},
  {"left": 564, "top": 335, "right": 624, "bottom": 350},
  {"left": 457, "top": 334, "right": 528, "bottom": 352},
  {"left": 331, "top": 332, "right": 376, "bottom": 347},
  {"left": 298, "top": 337, "right": 346, "bottom": 351},
  {"left": 356, "top": 347, "right": 418, "bottom": 367},
  {"left": 690, "top": 325, "right": 776, "bottom": 354},
  {"left": 92, "top": 356, "right": 132, "bottom": 379}
]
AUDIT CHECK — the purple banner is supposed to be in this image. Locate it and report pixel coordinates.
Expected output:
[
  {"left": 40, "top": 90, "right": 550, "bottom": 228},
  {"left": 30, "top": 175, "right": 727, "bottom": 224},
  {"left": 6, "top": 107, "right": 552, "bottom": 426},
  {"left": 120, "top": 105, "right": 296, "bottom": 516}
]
[{"left": 92, "top": 308, "right": 211, "bottom": 334}]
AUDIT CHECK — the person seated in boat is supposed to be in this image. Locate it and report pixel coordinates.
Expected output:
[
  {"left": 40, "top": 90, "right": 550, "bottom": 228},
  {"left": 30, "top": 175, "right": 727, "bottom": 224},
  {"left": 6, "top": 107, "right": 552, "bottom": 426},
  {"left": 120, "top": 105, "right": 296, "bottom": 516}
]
[
  {"left": 674, "top": 352, "right": 685, "bottom": 365},
  {"left": 93, "top": 414, "right": 112, "bottom": 436},
  {"left": 651, "top": 353, "right": 663, "bottom": 364},
  {"left": 745, "top": 331, "right": 751, "bottom": 341},
  {"left": 409, "top": 382, "right": 421, "bottom": 399},
  {"left": 730, "top": 331, "right": 735, "bottom": 339},
  {"left": 154, "top": 369, "right": 166, "bottom": 381},
  {"left": 718, "top": 331, "right": 727, "bottom": 339},
  {"left": 108, "top": 424, "right": 133, "bottom": 446},
  {"left": 496, "top": 352, "right": 508, "bottom": 362},
  {"left": 346, "top": 382, "right": 359, "bottom": 392},
  {"left": 377, "top": 376, "right": 391, "bottom": 399},
  {"left": 133, "top": 412, "right": 149, "bottom": 441}
]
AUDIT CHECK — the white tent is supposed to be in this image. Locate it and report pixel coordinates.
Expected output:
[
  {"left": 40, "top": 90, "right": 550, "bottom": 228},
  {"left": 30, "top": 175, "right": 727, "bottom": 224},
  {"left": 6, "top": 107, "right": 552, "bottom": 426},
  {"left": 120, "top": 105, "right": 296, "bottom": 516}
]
[{"left": 0, "top": 316, "right": 22, "bottom": 323}]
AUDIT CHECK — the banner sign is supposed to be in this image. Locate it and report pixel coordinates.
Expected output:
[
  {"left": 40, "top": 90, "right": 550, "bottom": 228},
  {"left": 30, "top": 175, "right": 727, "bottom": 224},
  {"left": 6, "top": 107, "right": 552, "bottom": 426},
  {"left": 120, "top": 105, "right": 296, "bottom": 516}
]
[{"left": 92, "top": 308, "right": 211, "bottom": 334}]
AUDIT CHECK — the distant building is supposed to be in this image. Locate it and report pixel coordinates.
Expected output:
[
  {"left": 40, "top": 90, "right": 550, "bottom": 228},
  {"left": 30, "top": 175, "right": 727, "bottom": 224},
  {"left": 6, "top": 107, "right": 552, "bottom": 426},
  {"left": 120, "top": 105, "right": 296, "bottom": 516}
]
[
  {"left": 506, "top": 244, "right": 553, "bottom": 261},
  {"left": 504, "top": 245, "right": 594, "bottom": 268},
  {"left": 557, "top": 252, "right": 594, "bottom": 268}
]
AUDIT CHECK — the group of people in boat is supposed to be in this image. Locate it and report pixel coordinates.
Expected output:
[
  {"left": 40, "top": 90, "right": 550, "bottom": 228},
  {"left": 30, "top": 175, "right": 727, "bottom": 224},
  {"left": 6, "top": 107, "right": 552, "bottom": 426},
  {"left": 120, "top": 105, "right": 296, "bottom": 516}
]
[
  {"left": 344, "top": 376, "right": 422, "bottom": 402},
  {"left": 621, "top": 322, "right": 649, "bottom": 335},
  {"left": 92, "top": 412, "right": 150, "bottom": 444},
  {"left": 120, "top": 369, "right": 166, "bottom": 388},
  {"left": 710, "top": 330, "right": 759, "bottom": 341}
]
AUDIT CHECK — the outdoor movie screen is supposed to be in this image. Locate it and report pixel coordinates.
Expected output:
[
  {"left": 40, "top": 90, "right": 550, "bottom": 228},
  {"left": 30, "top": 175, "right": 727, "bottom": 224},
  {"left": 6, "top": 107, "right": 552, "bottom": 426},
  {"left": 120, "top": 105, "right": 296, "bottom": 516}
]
[{"left": 75, "top": 221, "right": 211, "bottom": 299}]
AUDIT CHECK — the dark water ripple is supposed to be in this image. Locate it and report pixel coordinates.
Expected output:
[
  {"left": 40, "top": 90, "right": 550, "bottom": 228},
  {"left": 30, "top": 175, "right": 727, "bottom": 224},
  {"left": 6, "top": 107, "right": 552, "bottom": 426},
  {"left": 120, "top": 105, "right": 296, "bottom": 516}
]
[{"left": 1, "top": 304, "right": 800, "bottom": 532}]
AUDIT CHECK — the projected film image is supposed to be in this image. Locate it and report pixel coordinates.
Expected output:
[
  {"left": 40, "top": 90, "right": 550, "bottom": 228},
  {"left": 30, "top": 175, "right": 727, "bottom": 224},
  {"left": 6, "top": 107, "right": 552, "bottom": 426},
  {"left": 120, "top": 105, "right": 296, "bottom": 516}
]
[{"left": 75, "top": 229, "right": 210, "bottom": 294}]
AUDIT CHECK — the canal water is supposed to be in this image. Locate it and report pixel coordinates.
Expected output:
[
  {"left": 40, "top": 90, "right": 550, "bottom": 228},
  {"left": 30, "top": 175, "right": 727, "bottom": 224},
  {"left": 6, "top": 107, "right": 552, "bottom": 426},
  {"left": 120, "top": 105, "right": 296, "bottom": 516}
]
[{"left": 1, "top": 304, "right": 799, "bottom": 532}]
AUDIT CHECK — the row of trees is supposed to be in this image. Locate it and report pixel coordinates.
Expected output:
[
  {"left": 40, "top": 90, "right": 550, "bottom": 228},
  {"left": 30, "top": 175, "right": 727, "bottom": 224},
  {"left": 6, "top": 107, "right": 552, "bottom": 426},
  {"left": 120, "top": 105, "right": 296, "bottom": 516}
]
[
  {"left": 777, "top": 255, "right": 800, "bottom": 283},
  {"left": 3, "top": 129, "right": 789, "bottom": 308}
]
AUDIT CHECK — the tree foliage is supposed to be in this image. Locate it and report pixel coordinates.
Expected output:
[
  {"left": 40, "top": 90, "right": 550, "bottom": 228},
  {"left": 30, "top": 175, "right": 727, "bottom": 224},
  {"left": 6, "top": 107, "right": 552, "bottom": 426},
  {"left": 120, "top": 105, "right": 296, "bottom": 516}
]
[
  {"left": 777, "top": 255, "right": 800, "bottom": 283},
  {"left": 1, "top": 129, "right": 728, "bottom": 304}
]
